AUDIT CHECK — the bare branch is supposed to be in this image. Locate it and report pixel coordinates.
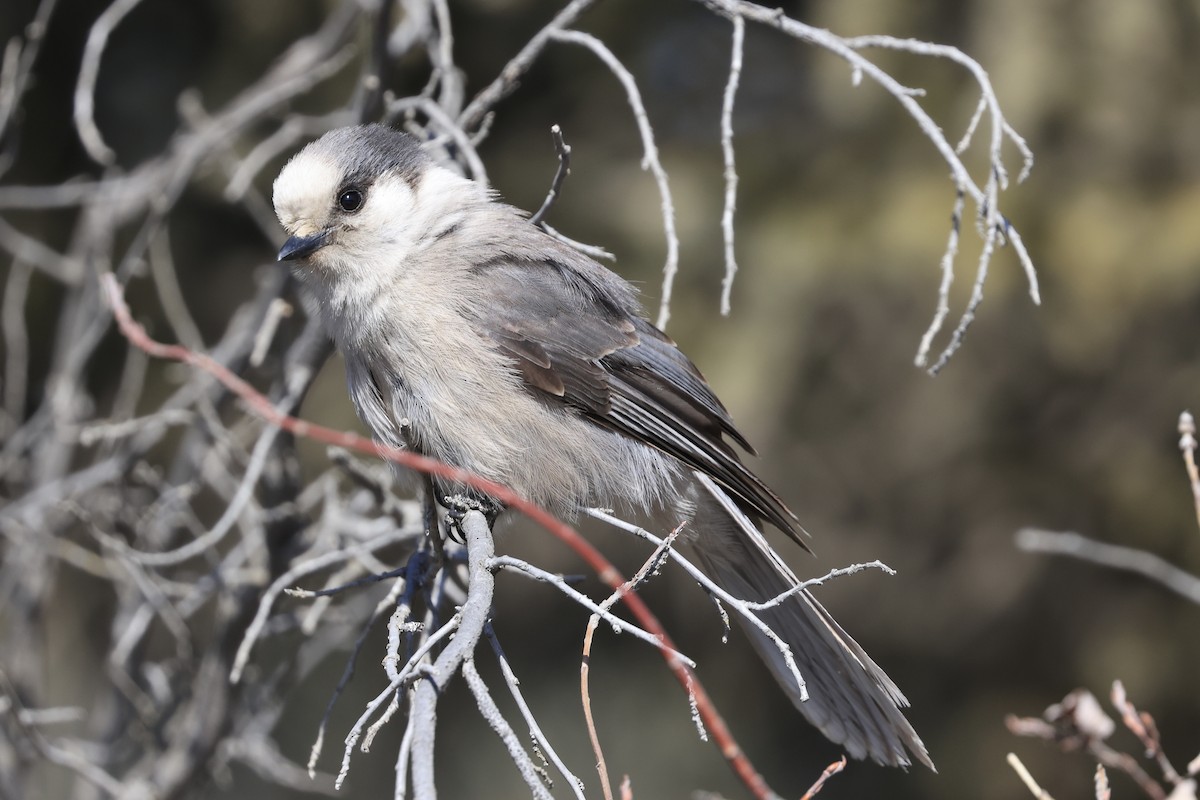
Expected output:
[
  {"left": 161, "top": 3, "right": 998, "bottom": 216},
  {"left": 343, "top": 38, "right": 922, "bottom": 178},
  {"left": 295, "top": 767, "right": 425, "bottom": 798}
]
[
  {"left": 385, "top": 94, "right": 488, "bottom": 183},
  {"left": 463, "top": 658, "right": 554, "bottom": 800},
  {"left": 2, "top": 260, "right": 31, "bottom": 425},
  {"left": 719, "top": 15, "right": 744, "bottom": 317},
  {"left": 485, "top": 625, "right": 586, "bottom": 800},
  {"left": 336, "top": 610, "right": 461, "bottom": 790},
  {"left": 1095, "top": 764, "right": 1111, "bottom": 800},
  {"left": 409, "top": 509, "right": 494, "bottom": 800},
  {"left": 1008, "top": 752, "right": 1057, "bottom": 800},
  {"left": 0, "top": 0, "right": 60, "bottom": 152},
  {"left": 1016, "top": 528, "right": 1200, "bottom": 605},
  {"left": 548, "top": 28, "right": 680, "bottom": 330},
  {"left": 491, "top": 554, "right": 697, "bottom": 667},
  {"left": 457, "top": 0, "right": 601, "bottom": 134},
  {"left": 914, "top": 190, "right": 963, "bottom": 368},
  {"left": 1112, "top": 681, "right": 1182, "bottom": 787},
  {"left": 529, "top": 124, "right": 571, "bottom": 227},
  {"left": 699, "top": 0, "right": 1038, "bottom": 371},
  {"left": 800, "top": 756, "right": 847, "bottom": 800},
  {"left": 1178, "top": 411, "right": 1200, "bottom": 533},
  {"left": 231, "top": 524, "right": 421, "bottom": 684},
  {"left": 582, "top": 530, "right": 681, "bottom": 800},
  {"left": 2, "top": 4, "right": 1047, "bottom": 796},
  {"left": 0, "top": 670, "right": 125, "bottom": 797},
  {"left": 73, "top": 0, "right": 147, "bottom": 165},
  {"left": 0, "top": 216, "right": 83, "bottom": 284}
]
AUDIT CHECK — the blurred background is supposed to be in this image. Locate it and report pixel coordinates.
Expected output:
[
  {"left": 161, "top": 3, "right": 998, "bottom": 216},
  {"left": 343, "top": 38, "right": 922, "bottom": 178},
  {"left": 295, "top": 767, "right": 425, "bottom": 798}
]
[{"left": 2, "top": 0, "right": 1199, "bottom": 798}]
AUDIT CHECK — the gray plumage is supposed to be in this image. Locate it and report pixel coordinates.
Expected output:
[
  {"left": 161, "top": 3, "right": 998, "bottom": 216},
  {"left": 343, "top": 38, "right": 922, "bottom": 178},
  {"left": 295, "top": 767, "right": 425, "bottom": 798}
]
[{"left": 272, "top": 123, "right": 932, "bottom": 769}]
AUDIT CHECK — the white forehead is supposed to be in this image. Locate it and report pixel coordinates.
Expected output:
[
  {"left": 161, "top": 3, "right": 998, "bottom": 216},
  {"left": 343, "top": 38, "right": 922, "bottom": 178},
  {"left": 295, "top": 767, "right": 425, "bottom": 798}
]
[{"left": 273, "top": 149, "right": 342, "bottom": 222}]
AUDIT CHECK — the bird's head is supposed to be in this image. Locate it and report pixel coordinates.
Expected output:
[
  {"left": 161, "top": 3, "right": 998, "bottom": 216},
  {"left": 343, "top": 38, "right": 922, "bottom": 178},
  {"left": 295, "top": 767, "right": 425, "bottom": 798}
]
[{"left": 272, "top": 124, "right": 474, "bottom": 275}]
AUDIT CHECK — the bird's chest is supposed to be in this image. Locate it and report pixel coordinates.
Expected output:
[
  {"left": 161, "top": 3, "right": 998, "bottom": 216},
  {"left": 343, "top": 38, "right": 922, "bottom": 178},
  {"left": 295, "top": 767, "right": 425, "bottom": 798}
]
[
  {"left": 322, "top": 269, "right": 540, "bottom": 482},
  {"left": 358, "top": 316, "right": 524, "bottom": 465}
]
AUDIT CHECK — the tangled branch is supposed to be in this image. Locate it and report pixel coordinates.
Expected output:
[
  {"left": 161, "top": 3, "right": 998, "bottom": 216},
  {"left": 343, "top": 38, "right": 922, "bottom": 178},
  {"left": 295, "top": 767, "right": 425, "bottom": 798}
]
[{"left": 0, "top": 1, "right": 1040, "bottom": 797}]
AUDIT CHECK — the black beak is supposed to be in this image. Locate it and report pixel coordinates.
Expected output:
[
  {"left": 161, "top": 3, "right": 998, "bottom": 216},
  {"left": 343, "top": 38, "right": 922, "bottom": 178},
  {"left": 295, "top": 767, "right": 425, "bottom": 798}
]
[{"left": 277, "top": 230, "right": 330, "bottom": 262}]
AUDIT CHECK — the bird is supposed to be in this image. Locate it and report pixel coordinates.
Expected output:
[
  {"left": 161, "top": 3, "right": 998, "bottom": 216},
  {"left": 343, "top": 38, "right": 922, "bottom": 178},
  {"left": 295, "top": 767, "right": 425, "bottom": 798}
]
[{"left": 271, "top": 123, "right": 931, "bottom": 769}]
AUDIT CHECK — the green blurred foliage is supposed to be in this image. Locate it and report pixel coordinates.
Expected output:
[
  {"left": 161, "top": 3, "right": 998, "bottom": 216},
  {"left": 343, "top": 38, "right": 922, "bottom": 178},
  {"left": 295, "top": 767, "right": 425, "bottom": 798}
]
[{"left": 4, "top": 0, "right": 1200, "bottom": 798}]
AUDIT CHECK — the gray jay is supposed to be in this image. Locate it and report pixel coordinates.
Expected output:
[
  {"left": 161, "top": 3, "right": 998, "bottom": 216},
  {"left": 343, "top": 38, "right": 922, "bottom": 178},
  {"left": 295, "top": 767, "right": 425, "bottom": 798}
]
[{"left": 272, "top": 124, "right": 931, "bottom": 769}]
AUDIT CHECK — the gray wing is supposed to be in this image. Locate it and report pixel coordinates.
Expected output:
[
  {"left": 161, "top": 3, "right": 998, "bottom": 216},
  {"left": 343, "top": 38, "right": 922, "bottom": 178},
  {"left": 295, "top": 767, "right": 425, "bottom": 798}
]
[{"left": 464, "top": 251, "right": 804, "bottom": 546}]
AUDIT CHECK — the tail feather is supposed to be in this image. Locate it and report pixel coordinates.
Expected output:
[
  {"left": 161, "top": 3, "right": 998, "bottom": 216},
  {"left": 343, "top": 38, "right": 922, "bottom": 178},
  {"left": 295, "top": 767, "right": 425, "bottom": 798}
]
[{"left": 687, "top": 478, "right": 933, "bottom": 769}]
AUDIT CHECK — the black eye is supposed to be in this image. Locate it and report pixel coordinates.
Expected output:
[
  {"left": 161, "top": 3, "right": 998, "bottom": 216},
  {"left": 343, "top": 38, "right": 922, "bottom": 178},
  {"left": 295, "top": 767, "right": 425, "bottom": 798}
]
[{"left": 337, "top": 188, "right": 364, "bottom": 212}]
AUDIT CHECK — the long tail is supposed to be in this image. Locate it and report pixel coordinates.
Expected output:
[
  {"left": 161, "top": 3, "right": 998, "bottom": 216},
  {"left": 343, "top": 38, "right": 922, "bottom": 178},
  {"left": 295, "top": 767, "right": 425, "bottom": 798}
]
[{"left": 686, "top": 479, "right": 933, "bottom": 769}]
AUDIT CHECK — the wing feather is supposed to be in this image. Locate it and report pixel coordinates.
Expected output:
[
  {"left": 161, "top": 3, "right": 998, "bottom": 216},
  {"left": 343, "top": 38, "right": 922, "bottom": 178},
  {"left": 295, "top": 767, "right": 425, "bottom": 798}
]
[{"left": 465, "top": 249, "right": 803, "bottom": 545}]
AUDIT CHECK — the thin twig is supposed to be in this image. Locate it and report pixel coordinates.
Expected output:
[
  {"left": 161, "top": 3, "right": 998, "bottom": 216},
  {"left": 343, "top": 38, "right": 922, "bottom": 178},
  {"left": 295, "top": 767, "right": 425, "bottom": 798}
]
[
  {"left": 0, "top": 0, "right": 60, "bottom": 149},
  {"left": 1112, "top": 680, "right": 1181, "bottom": 786},
  {"left": 485, "top": 624, "right": 586, "bottom": 800},
  {"left": 336, "top": 610, "right": 462, "bottom": 790},
  {"left": 1177, "top": 411, "right": 1200, "bottom": 533},
  {"left": 1008, "top": 752, "right": 1057, "bottom": 800},
  {"left": 590, "top": 508, "right": 896, "bottom": 701},
  {"left": 914, "top": 189, "right": 964, "bottom": 367},
  {"left": 0, "top": 670, "right": 125, "bottom": 796},
  {"left": 0, "top": 216, "right": 83, "bottom": 283},
  {"left": 463, "top": 658, "right": 554, "bottom": 800},
  {"left": 74, "top": 0, "right": 147, "bottom": 165},
  {"left": 386, "top": 95, "right": 488, "bottom": 183},
  {"left": 529, "top": 124, "right": 571, "bottom": 227},
  {"left": 926, "top": 217, "right": 998, "bottom": 374},
  {"left": 2, "top": 260, "right": 32, "bottom": 424},
  {"left": 1016, "top": 528, "right": 1200, "bottom": 605},
  {"left": 492, "top": 555, "right": 696, "bottom": 667},
  {"left": 718, "top": 14, "right": 744, "bottom": 316},
  {"left": 305, "top": 567, "right": 411, "bottom": 778},
  {"left": 1095, "top": 764, "right": 1111, "bottom": 800},
  {"left": 457, "top": 0, "right": 601, "bottom": 134},
  {"left": 103, "top": 424, "right": 277, "bottom": 567},
  {"left": 427, "top": 0, "right": 463, "bottom": 117},
  {"left": 548, "top": 29, "right": 680, "bottom": 331},
  {"left": 249, "top": 298, "right": 294, "bottom": 368},
  {"left": 582, "top": 611, "right": 614, "bottom": 800},
  {"left": 699, "top": 1, "right": 1038, "bottom": 371},
  {"left": 231, "top": 525, "right": 420, "bottom": 684},
  {"left": 582, "top": 532, "right": 678, "bottom": 800},
  {"left": 541, "top": 222, "right": 615, "bottom": 261},
  {"left": 799, "top": 756, "right": 847, "bottom": 800},
  {"left": 357, "top": 0, "right": 395, "bottom": 124}
]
